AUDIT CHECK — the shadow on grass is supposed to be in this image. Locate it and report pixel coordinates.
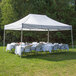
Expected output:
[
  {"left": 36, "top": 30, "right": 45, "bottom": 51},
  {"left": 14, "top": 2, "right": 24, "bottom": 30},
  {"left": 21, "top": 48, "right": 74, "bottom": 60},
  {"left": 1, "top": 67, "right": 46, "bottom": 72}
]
[{"left": 21, "top": 51, "right": 76, "bottom": 61}]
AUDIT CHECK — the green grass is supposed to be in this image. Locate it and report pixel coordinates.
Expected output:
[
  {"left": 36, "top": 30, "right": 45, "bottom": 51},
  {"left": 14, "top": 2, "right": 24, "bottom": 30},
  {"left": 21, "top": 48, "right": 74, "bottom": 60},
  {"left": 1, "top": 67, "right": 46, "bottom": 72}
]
[{"left": 0, "top": 47, "right": 76, "bottom": 76}]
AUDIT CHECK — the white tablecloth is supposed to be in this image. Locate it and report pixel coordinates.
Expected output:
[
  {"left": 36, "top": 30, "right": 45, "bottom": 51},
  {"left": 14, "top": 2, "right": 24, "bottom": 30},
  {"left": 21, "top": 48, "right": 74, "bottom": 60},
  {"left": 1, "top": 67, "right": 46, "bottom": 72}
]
[
  {"left": 6, "top": 43, "right": 16, "bottom": 51},
  {"left": 15, "top": 45, "right": 25, "bottom": 56},
  {"left": 6, "top": 44, "right": 12, "bottom": 51}
]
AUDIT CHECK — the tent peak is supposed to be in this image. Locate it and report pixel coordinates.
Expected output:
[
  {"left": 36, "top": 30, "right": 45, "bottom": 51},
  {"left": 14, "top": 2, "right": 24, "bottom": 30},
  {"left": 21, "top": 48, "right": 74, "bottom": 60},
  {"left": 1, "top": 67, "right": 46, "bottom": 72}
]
[{"left": 29, "top": 14, "right": 46, "bottom": 16}]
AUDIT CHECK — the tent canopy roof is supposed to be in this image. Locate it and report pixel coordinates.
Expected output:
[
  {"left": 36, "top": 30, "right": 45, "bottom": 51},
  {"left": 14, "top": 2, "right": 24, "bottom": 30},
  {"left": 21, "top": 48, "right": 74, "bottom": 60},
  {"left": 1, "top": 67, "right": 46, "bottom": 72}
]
[{"left": 4, "top": 14, "right": 72, "bottom": 31}]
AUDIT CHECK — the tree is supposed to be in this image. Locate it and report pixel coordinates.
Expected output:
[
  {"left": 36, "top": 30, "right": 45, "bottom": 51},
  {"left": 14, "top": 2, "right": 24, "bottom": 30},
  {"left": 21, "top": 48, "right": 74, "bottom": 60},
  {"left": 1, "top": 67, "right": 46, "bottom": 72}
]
[
  {"left": 1, "top": 0, "right": 18, "bottom": 25},
  {"left": 0, "top": 0, "right": 19, "bottom": 44}
]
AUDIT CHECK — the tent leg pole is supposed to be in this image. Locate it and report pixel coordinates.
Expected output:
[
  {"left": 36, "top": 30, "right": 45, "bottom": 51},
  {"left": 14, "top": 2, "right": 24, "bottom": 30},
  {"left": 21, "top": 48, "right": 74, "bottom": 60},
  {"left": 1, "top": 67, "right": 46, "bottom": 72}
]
[
  {"left": 20, "top": 28, "right": 23, "bottom": 58},
  {"left": 21, "top": 28, "right": 23, "bottom": 43},
  {"left": 3, "top": 29, "right": 5, "bottom": 51},
  {"left": 71, "top": 27, "right": 74, "bottom": 49},
  {"left": 47, "top": 29, "right": 49, "bottom": 43}
]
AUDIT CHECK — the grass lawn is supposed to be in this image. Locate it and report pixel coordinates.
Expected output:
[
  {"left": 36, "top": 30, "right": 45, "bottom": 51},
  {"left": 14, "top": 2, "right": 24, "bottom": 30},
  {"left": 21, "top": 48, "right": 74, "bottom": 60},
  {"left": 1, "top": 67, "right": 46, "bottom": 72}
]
[{"left": 0, "top": 47, "right": 76, "bottom": 76}]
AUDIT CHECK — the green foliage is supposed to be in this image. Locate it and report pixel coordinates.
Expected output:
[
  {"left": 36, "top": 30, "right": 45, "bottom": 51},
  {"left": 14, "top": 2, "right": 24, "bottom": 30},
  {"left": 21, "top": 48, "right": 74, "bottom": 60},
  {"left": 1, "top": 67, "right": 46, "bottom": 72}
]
[
  {"left": 1, "top": 0, "right": 18, "bottom": 25},
  {"left": 0, "top": 0, "right": 76, "bottom": 45}
]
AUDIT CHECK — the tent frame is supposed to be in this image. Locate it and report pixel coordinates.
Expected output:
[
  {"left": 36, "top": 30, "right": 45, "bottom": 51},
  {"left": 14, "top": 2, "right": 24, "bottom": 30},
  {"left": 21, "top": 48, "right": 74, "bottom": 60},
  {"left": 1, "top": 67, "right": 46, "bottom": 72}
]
[
  {"left": 21, "top": 28, "right": 23, "bottom": 43},
  {"left": 3, "top": 14, "right": 74, "bottom": 50},
  {"left": 3, "top": 25, "right": 74, "bottom": 51},
  {"left": 47, "top": 29, "right": 49, "bottom": 43}
]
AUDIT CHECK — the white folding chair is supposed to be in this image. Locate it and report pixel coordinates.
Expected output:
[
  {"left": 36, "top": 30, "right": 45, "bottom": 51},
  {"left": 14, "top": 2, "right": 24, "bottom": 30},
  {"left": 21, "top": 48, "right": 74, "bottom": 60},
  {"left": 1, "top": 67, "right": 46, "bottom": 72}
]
[
  {"left": 24, "top": 45, "right": 32, "bottom": 52},
  {"left": 53, "top": 44, "right": 59, "bottom": 50},
  {"left": 42, "top": 43, "right": 53, "bottom": 53},
  {"left": 35, "top": 43, "right": 43, "bottom": 52},
  {"left": 64, "top": 44, "right": 69, "bottom": 51}
]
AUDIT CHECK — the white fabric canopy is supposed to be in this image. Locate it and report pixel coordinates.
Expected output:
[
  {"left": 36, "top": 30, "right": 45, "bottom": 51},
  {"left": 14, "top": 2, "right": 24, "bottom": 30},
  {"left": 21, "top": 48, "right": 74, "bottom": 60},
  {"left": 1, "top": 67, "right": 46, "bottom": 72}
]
[{"left": 4, "top": 14, "right": 72, "bottom": 31}]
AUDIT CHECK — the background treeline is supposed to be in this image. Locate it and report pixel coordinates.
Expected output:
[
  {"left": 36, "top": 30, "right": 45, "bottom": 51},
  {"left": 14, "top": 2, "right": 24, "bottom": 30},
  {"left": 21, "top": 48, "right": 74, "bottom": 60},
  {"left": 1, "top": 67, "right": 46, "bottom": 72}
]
[{"left": 0, "top": 0, "right": 76, "bottom": 46}]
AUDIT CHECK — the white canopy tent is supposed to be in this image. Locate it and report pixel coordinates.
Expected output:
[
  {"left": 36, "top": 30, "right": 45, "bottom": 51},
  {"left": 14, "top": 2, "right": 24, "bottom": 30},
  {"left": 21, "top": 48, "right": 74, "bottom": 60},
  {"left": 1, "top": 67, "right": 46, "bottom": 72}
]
[{"left": 3, "top": 14, "right": 74, "bottom": 49}]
